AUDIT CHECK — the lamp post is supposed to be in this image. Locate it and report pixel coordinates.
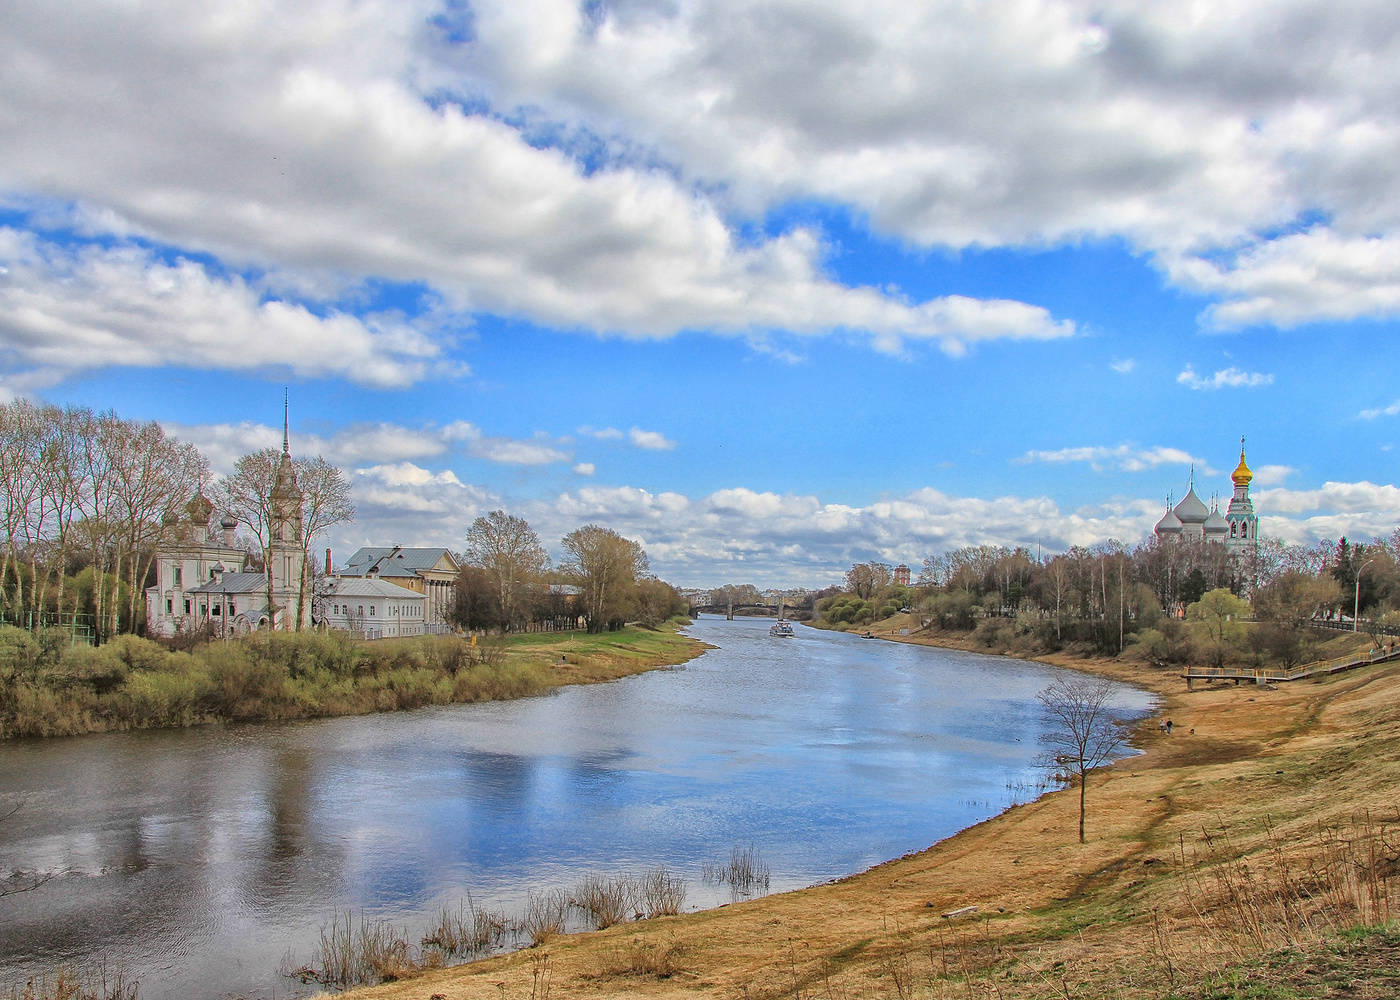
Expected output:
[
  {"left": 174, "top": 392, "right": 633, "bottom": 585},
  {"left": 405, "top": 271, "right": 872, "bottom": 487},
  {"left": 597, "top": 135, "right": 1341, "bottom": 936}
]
[{"left": 1354, "top": 558, "right": 1376, "bottom": 633}]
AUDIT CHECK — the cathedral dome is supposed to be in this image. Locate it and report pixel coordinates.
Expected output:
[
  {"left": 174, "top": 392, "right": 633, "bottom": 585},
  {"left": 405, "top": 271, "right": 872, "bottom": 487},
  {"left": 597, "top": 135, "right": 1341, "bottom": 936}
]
[
  {"left": 185, "top": 491, "right": 214, "bottom": 525},
  {"left": 1155, "top": 508, "right": 1183, "bottom": 535},
  {"left": 1232, "top": 449, "right": 1253, "bottom": 487},
  {"left": 1173, "top": 487, "right": 1209, "bottom": 525},
  {"left": 1204, "top": 508, "right": 1229, "bottom": 536}
]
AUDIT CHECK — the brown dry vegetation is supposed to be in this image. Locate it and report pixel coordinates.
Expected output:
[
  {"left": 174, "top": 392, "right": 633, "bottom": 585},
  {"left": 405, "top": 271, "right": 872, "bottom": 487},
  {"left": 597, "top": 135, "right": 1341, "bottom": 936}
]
[
  {"left": 338, "top": 626, "right": 1400, "bottom": 1000},
  {"left": 0, "top": 622, "right": 708, "bottom": 739}
]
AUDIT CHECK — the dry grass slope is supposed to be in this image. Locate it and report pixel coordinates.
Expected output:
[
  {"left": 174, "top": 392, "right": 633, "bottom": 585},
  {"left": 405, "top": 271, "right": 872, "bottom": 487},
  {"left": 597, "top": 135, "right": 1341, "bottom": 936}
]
[{"left": 336, "top": 648, "right": 1400, "bottom": 1000}]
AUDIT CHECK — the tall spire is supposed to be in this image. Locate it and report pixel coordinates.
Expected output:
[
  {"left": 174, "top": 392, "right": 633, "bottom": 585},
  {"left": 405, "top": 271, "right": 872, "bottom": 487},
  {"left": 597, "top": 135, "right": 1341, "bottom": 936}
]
[
  {"left": 282, "top": 387, "right": 290, "bottom": 456},
  {"left": 1231, "top": 435, "right": 1253, "bottom": 488}
]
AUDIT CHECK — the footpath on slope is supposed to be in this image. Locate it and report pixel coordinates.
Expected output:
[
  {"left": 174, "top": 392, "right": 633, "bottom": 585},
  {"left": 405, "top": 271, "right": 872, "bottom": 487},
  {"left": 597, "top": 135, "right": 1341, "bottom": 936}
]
[{"left": 342, "top": 625, "right": 1400, "bottom": 1000}]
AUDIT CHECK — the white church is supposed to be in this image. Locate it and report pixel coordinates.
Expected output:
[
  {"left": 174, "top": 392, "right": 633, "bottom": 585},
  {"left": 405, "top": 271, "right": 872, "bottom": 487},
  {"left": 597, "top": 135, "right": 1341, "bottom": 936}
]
[
  {"left": 146, "top": 411, "right": 431, "bottom": 639},
  {"left": 1153, "top": 440, "right": 1260, "bottom": 551},
  {"left": 145, "top": 419, "right": 310, "bottom": 636}
]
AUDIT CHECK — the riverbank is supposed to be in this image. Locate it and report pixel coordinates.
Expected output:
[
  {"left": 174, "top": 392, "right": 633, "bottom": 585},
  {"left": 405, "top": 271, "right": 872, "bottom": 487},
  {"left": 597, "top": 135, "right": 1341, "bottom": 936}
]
[
  {"left": 0, "top": 621, "right": 708, "bottom": 739},
  {"left": 343, "top": 621, "right": 1400, "bottom": 999}
]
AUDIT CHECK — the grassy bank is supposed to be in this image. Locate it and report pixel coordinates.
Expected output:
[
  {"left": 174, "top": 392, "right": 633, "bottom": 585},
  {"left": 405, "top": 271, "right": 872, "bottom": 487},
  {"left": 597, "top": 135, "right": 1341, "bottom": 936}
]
[
  {"left": 0, "top": 620, "right": 707, "bottom": 740},
  {"left": 336, "top": 619, "right": 1400, "bottom": 1000}
]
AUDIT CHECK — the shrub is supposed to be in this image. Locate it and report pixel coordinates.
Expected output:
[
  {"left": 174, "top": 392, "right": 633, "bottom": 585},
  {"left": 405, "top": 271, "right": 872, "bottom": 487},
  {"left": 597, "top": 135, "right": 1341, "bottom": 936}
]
[
  {"left": 571, "top": 874, "right": 635, "bottom": 930},
  {"left": 0, "top": 625, "right": 43, "bottom": 682},
  {"left": 50, "top": 645, "right": 128, "bottom": 694},
  {"left": 520, "top": 888, "right": 571, "bottom": 945},
  {"left": 420, "top": 897, "right": 508, "bottom": 958}
]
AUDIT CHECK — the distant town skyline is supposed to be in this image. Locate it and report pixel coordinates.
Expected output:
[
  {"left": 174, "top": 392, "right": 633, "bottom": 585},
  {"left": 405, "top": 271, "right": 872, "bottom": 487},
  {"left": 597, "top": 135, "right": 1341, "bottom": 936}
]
[{"left": 3, "top": 1, "right": 1399, "bottom": 588}]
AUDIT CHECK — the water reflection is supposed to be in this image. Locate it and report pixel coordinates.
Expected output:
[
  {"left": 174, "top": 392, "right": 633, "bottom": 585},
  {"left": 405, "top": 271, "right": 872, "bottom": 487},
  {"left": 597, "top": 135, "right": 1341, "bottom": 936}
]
[{"left": 0, "top": 618, "right": 1153, "bottom": 999}]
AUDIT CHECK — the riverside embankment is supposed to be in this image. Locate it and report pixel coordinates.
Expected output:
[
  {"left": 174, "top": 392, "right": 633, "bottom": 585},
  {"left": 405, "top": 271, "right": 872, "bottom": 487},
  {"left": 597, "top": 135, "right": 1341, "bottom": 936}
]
[
  {"left": 0, "top": 622, "right": 708, "bottom": 739},
  {"left": 342, "top": 622, "right": 1400, "bottom": 1000},
  {"left": 4, "top": 616, "right": 1150, "bottom": 1000}
]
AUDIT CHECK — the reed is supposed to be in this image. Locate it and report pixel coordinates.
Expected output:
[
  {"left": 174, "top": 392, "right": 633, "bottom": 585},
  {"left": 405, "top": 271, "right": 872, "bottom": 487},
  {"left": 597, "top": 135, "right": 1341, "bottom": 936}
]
[
  {"left": 519, "top": 888, "right": 572, "bottom": 946},
  {"left": 570, "top": 874, "right": 635, "bottom": 930},
  {"left": 280, "top": 909, "right": 418, "bottom": 990},
  {"left": 702, "top": 844, "right": 772, "bottom": 897},
  {"left": 636, "top": 867, "right": 687, "bottom": 918},
  {"left": 3, "top": 964, "right": 138, "bottom": 1000},
  {"left": 420, "top": 896, "right": 509, "bottom": 958}
]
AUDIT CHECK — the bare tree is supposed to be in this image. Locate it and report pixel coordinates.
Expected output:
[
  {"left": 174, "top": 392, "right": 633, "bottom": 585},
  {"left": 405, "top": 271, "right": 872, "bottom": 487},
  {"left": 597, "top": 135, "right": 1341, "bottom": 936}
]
[
  {"left": 464, "top": 510, "right": 549, "bottom": 631},
  {"left": 559, "top": 525, "right": 648, "bottom": 633},
  {"left": 845, "top": 562, "right": 892, "bottom": 600},
  {"left": 1038, "top": 675, "right": 1130, "bottom": 844},
  {"left": 295, "top": 455, "right": 355, "bottom": 627},
  {"left": 218, "top": 448, "right": 353, "bottom": 631}
]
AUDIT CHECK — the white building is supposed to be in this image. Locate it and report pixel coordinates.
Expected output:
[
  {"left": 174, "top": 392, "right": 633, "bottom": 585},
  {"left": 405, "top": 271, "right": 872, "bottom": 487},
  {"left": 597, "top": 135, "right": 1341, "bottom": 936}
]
[
  {"left": 145, "top": 493, "right": 251, "bottom": 637},
  {"left": 336, "top": 546, "right": 459, "bottom": 632},
  {"left": 321, "top": 578, "right": 427, "bottom": 640},
  {"left": 145, "top": 407, "right": 309, "bottom": 636},
  {"left": 1154, "top": 440, "right": 1260, "bottom": 553}
]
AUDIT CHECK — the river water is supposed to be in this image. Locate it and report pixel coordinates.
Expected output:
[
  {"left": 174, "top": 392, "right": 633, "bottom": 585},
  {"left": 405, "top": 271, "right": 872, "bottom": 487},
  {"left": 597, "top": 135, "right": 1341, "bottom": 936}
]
[{"left": 0, "top": 617, "right": 1153, "bottom": 998}]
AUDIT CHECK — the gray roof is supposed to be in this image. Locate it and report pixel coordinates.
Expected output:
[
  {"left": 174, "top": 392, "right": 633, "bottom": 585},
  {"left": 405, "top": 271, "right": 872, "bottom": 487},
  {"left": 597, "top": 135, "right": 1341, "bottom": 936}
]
[
  {"left": 339, "top": 546, "right": 458, "bottom": 579},
  {"left": 328, "top": 578, "right": 425, "bottom": 600},
  {"left": 186, "top": 572, "right": 269, "bottom": 596},
  {"left": 1173, "top": 487, "right": 1209, "bottom": 525}
]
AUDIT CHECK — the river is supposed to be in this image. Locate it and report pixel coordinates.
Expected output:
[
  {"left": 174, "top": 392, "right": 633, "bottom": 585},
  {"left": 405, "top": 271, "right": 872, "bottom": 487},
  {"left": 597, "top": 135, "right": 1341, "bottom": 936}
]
[{"left": 0, "top": 617, "right": 1154, "bottom": 998}]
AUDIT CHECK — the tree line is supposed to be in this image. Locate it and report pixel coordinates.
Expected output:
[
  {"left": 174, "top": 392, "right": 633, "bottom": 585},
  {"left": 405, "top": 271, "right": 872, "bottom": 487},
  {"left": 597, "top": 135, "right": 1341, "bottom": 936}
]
[
  {"left": 0, "top": 400, "right": 359, "bottom": 640},
  {"left": 820, "top": 532, "right": 1400, "bottom": 669},
  {"left": 451, "top": 510, "right": 687, "bottom": 634},
  {"left": 1, "top": 401, "right": 688, "bottom": 642}
]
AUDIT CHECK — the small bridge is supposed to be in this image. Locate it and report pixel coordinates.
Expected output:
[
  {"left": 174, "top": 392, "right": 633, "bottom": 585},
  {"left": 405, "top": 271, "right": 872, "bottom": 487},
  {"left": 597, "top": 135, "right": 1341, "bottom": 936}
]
[
  {"left": 691, "top": 603, "right": 784, "bottom": 618},
  {"left": 1183, "top": 645, "right": 1400, "bottom": 688}
]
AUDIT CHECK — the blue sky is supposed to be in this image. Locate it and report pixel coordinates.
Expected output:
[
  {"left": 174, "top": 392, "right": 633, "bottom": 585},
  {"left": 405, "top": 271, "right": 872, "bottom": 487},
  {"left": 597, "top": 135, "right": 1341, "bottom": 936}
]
[{"left": 3, "top": 0, "right": 1400, "bottom": 588}]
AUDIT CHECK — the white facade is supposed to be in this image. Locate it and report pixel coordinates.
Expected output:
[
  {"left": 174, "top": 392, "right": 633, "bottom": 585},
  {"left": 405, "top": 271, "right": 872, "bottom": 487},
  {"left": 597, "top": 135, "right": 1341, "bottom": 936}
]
[
  {"left": 321, "top": 578, "right": 427, "bottom": 640},
  {"left": 145, "top": 406, "right": 309, "bottom": 636},
  {"left": 145, "top": 494, "right": 250, "bottom": 637},
  {"left": 1154, "top": 442, "right": 1259, "bottom": 553}
]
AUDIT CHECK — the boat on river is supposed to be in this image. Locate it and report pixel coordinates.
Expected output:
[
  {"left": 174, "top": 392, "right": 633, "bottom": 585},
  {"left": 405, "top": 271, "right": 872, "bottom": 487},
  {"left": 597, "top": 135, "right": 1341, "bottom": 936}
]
[{"left": 770, "top": 620, "right": 795, "bottom": 637}]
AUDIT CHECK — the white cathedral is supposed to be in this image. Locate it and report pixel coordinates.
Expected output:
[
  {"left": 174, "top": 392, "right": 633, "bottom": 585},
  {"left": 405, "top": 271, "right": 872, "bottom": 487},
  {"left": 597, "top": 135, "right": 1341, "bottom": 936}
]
[
  {"left": 145, "top": 416, "right": 308, "bottom": 636},
  {"left": 1153, "top": 440, "right": 1259, "bottom": 552}
]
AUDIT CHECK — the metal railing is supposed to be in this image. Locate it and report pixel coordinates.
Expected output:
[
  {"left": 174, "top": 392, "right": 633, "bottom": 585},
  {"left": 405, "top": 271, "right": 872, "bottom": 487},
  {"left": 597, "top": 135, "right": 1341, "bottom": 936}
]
[{"left": 1184, "top": 645, "right": 1400, "bottom": 684}]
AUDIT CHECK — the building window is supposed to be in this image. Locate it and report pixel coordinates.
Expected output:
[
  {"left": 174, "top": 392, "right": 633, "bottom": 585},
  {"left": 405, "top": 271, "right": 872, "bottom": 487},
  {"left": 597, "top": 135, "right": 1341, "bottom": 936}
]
[
  {"left": 200, "top": 604, "right": 207, "bottom": 616},
  {"left": 166, "top": 599, "right": 173, "bottom": 613},
  {"left": 370, "top": 605, "right": 375, "bottom": 616},
  {"left": 174, "top": 567, "right": 182, "bottom": 587},
  {"left": 184, "top": 599, "right": 191, "bottom": 614},
  {"left": 229, "top": 602, "right": 236, "bottom": 614}
]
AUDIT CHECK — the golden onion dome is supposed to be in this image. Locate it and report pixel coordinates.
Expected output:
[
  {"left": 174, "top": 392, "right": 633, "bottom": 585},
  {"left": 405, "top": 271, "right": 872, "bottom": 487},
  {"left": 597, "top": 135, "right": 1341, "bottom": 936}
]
[{"left": 1231, "top": 446, "right": 1253, "bottom": 487}]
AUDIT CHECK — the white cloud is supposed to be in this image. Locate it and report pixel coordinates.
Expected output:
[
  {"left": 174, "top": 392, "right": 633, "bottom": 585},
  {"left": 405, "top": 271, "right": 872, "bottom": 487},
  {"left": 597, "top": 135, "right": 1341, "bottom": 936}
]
[
  {"left": 293, "top": 464, "right": 1400, "bottom": 588},
  {"left": 572, "top": 462, "right": 596, "bottom": 476},
  {"left": 1254, "top": 480, "right": 1400, "bottom": 516},
  {"left": 0, "top": 1, "right": 1074, "bottom": 364},
  {"left": 628, "top": 427, "right": 676, "bottom": 451},
  {"left": 1176, "top": 366, "right": 1274, "bottom": 390},
  {"left": 1171, "top": 230, "right": 1400, "bottom": 329},
  {"left": 1250, "top": 464, "right": 1294, "bottom": 488},
  {"left": 1359, "top": 399, "right": 1400, "bottom": 420},
  {"left": 1017, "top": 443, "right": 1206, "bottom": 474},
  {"left": 458, "top": 1, "right": 1400, "bottom": 326},
  {"left": 0, "top": 231, "right": 446, "bottom": 388},
  {"left": 1110, "top": 358, "right": 1136, "bottom": 374},
  {"left": 166, "top": 418, "right": 571, "bottom": 475}
]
